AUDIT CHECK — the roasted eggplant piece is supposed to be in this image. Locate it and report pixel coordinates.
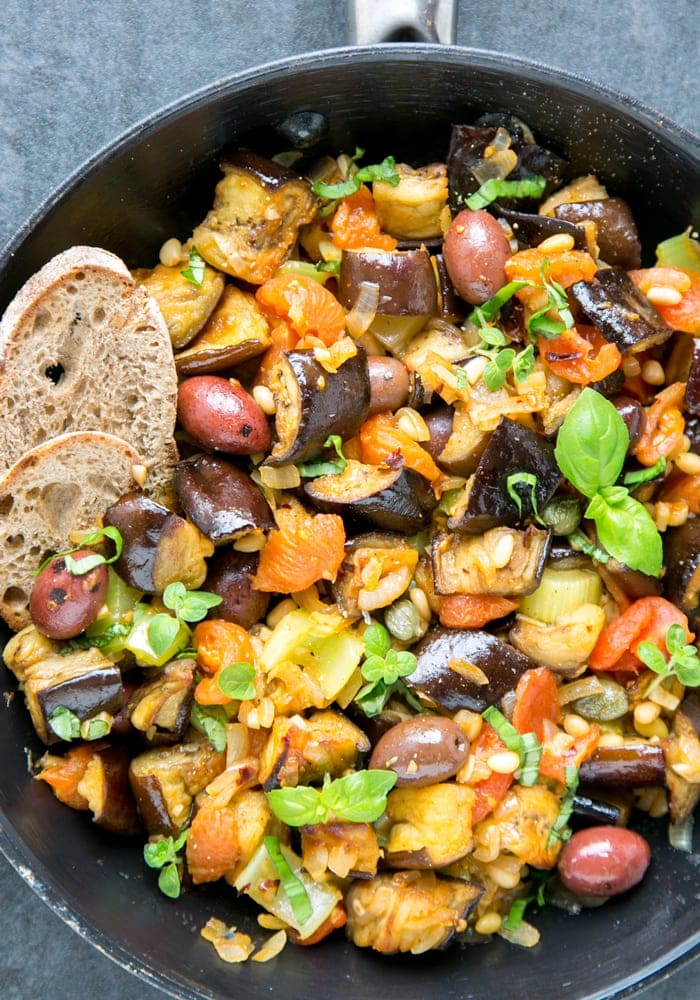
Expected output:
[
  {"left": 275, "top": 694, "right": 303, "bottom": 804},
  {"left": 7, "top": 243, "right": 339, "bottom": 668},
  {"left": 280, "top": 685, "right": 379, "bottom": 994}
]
[
  {"left": 191, "top": 151, "right": 318, "bottom": 284},
  {"left": 258, "top": 709, "right": 370, "bottom": 790},
  {"left": 203, "top": 548, "right": 270, "bottom": 629},
  {"left": 339, "top": 248, "right": 438, "bottom": 317},
  {"left": 333, "top": 532, "right": 419, "bottom": 616},
  {"left": 37, "top": 743, "right": 141, "bottom": 837},
  {"left": 406, "top": 626, "right": 535, "bottom": 713},
  {"left": 372, "top": 162, "right": 448, "bottom": 240},
  {"left": 578, "top": 744, "right": 666, "bottom": 787},
  {"left": 572, "top": 792, "right": 627, "bottom": 827},
  {"left": 432, "top": 525, "right": 551, "bottom": 597},
  {"left": 132, "top": 262, "right": 225, "bottom": 349},
  {"left": 127, "top": 659, "right": 195, "bottom": 746},
  {"left": 447, "top": 417, "right": 562, "bottom": 533},
  {"left": 129, "top": 736, "right": 226, "bottom": 836},
  {"left": 424, "top": 402, "right": 490, "bottom": 477},
  {"left": 476, "top": 785, "right": 561, "bottom": 868},
  {"left": 19, "top": 648, "right": 123, "bottom": 745},
  {"left": 433, "top": 254, "right": 466, "bottom": 323},
  {"left": 104, "top": 492, "right": 214, "bottom": 594},
  {"left": 304, "top": 459, "right": 436, "bottom": 533},
  {"left": 174, "top": 284, "right": 271, "bottom": 376},
  {"left": 384, "top": 783, "right": 476, "bottom": 869},
  {"left": 301, "top": 822, "right": 381, "bottom": 880},
  {"left": 554, "top": 198, "right": 642, "bottom": 268},
  {"left": 509, "top": 603, "right": 607, "bottom": 677},
  {"left": 346, "top": 870, "right": 482, "bottom": 954},
  {"left": 492, "top": 204, "right": 586, "bottom": 250},
  {"left": 571, "top": 267, "right": 673, "bottom": 353},
  {"left": 174, "top": 455, "right": 273, "bottom": 545},
  {"left": 664, "top": 518, "right": 700, "bottom": 633},
  {"left": 264, "top": 348, "right": 370, "bottom": 466},
  {"left": 3, "top": 624, "right": 60, "bottom": 683},
  {"left": 663, "top": 690, "right": 700, "bottom": 825}
]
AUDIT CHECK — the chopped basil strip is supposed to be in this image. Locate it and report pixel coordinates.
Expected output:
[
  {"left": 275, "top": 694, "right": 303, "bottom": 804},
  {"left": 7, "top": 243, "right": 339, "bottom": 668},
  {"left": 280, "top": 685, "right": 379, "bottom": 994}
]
[
  {"left": 466, "top": 175, "right": 547, "bottom": 211},
  {"left": 623, "top": 456, "right": 667, "bottom": 489},
  {"left": 312, "top": 153, "right": 400, "bottom": 200},
  {"left": 264, "top": 836, "right": 313, "bottom": 925},
  {"left": 297, "top": 435, "right": 348, "bottom": 477},
  {"left": 35, "top": 525, "right": 124, "bottom": 577},
  {"left": 469, "top": 280, "right": 532, "bottom": 327},
  {"left": 181, "top": 245, "right": 206, "bottom": 287},
  {"left": 547, "top": 765, "right": 580, "bottom": 848},
  {"left": 482, "top": 705, "right": 542, "bottom": 786}
]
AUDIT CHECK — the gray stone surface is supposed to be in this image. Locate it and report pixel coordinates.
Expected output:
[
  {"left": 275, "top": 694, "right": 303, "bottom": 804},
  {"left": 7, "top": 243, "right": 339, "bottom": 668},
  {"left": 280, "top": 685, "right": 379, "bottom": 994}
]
[{"left": 0, "top": 1, "right": 697, "bottom": 997}]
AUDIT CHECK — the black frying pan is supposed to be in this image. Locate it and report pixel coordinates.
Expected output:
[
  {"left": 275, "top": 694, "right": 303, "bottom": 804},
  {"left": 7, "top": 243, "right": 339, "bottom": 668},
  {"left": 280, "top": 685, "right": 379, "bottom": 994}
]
[{"left": 0, "top": 5, "right": 699, "bottom": 998}]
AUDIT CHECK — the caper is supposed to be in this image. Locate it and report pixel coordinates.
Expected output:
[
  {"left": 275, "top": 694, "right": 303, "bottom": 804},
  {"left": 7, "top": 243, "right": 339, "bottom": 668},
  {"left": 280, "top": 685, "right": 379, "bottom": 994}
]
[
  {"left": 542, "top": 497, "right": 582, "bottom": 536},
  {"left": 384, "top": 599, "right": 427, "bottom": 643},
  {"left": 572, "top": 677, "right": 629, "bottom": 721}
]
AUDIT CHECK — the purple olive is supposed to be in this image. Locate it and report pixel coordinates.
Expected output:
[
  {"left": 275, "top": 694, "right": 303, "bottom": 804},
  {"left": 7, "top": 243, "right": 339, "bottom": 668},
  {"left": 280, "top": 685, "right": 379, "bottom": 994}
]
[
  {"left": 612, "top": 395, "right": 645, "bottom": 451},
  {"left": 30, "top": 550, "right": 108, "bottom": 639},
  {"left": 443, "top": 209, "right": 510, "bottom": 304},
  {"left": 177, "top": 375, "right": 271, "bottom": 454},
  {"left": 369, "top": 716, "right": 469, "bottom": 786},
  {"left": 557, "top": 825, "right": 651, "bottom": 897}
]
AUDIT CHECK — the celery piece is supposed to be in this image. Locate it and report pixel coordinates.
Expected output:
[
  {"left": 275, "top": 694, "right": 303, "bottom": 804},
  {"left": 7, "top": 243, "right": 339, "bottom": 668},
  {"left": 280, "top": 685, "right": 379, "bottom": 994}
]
[
  {"left": 518, "top": 565, "right": 603, "bottom": 625},
  {"left": 85, "top": 567, "right": 143, "bottom": 658},
  {"left": 124, "top": 605, "right": 191, "bottom": 667},
  {"left": 656, "top": 229, "right": 700, "bottom": 273}
]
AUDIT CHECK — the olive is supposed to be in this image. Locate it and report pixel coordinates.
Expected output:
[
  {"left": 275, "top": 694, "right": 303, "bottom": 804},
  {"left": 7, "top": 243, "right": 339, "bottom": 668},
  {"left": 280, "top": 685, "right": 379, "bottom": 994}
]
[
  {"left": 443, "top": 209, "right": 511, "bottom": 305},
  {"left": 30, "top": 550, "right": 109, "bottom": 639},
  {"left": 557, "top": 826, "right": 651, "bottom": 897},
  {"left": 368, "top": 716, "right": 469, "bottom": 787},
  {"left": 177, "top": 375, "right": 272, "bottom": 454},
  {"left": 612, "top": 394, "right": 645, "bottom": 451},
  {"left": 203, "top": 548, "right": 271, "bottom": 630},
  {"left": 366, "top": 356, "right": 410, "bottom": 415}
]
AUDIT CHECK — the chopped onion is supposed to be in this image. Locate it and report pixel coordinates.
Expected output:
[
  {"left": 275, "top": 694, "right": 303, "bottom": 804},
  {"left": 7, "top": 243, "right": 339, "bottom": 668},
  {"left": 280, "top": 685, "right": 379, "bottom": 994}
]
[
  {"left": 558, "top": 675, "right": 605, "bottom": 706},
  {"left": 472, "top": 147, "right": 518, "bottom": 185},
  {"left": 345, "top": 281, "right": 380, "bottom": 338},
  {"left": 498, "top": 919, "right": 541, "bottom": 948},
  {"left": 259, "top": 464, "right": 301, "bottom": 490},
  {"left": 226, "top": 722, "right": 250, "bottom": 766},
  {"left": 668, "top": 815, "right": 695, "bottom": 853}
]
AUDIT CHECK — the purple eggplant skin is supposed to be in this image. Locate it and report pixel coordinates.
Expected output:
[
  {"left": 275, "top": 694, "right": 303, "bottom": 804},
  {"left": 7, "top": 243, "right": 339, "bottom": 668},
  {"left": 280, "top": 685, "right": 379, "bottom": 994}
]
[
  {"left": 433, "top": 254, "right": 466, "bottom": 324},
  {"left": 572, "top": 793, "right": 626, "bottom": 826},
  {"left": 578, "top": 744, "right": 666, "bottom": 787},
  {"left": 493, "top": 204, "right": 586, "bottom": 250},
  {"left": 664, "top": 518, "right": 700, "bottom": 633},
  {"left": 127, "top": 660, "right": 195, "bottom": 747},
  {"left": 265, "top": 347, "right": 370, "bottom": 466},
  {"left": 681, "top": 337, "right": 700, "bottom": 414},
  {"left": 222, "top": 149, "right": 302, "bottom": 190},
  {"left": 612, "top": 395, "right": 645, "bottom": 450},
  {"left": 571, "top": 268, "right": 673, "bottom": 353},
  {"left": 405, "top": 626, "right": 535, "bottom": 713},
  {"left": 448, "top": 417, "right": 562, "bottom": 533},
  {"left": 304, "top": 461, "right": 436, "bottom": 534},
  {"left": 203, "top": 548, "right": 270, "bottom": 629},
  {"left": 174, "top": 454, "right": 274, "bottom": 544},
  {"left": 38, "top": 664, "right": 124, "bottom": 745},
  {"left": 339, "top": 248, "right": 438, "bottom": 317},
  {"left": 554, "top": 198, "right": 642, "bottom": 269}
]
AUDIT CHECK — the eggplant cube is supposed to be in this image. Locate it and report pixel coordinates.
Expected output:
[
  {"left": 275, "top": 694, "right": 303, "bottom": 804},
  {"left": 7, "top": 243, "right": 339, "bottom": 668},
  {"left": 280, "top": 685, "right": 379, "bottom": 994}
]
[
  {"left": 384, "top": 783, "right": 476, "bottom": 869},
  {"left": 174, "top": 454, "right": 274, "bottom": 545},
  {"left": 433, "top": 525, "right": 551, "bottom": 597},
  {"left": 571, "top": 267, "right": 672, "bottom": 353}
]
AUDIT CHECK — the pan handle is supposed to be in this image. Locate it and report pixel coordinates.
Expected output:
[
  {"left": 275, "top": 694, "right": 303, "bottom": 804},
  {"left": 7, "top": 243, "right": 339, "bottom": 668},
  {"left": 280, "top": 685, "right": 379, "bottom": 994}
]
[{"left": 347, "top": 0, "right": 456, "bottom": 45}]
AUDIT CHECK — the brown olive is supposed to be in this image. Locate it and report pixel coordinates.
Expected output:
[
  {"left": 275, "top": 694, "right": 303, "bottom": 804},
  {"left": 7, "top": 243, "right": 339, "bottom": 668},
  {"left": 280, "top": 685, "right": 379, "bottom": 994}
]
[
  {"left": 366, "top": 356, "right": 410, "bottom": 415},
  {"left": 612, "top": 394, "right": 644, "bottom": 451},
  {"left": 368, "top": 716, "right": 469, "bottom": 787},
  {"left": 203, "top": 548, "right": 270, "bottom": 629},
  {"left": 177, "top": 375, "right": 271, "bottom": 454},
  {"left": 30, "top": 550, "right": 109, "bottom": 639},
  {"left": 557, "top": 826, "right": 651, "bottom": 897},
  {"left": 443, "top": 209, "right": 510, "bottom": 304}
]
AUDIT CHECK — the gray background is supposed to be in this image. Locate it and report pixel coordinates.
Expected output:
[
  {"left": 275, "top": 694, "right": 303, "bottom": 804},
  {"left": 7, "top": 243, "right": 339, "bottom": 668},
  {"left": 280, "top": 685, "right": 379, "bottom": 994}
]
[{"left": 0, "top": 0, "right": 697, "bottom": 997}]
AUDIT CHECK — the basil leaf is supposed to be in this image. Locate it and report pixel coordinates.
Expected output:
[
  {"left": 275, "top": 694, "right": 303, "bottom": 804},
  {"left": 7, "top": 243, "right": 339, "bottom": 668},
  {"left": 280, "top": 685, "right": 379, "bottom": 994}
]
[
  {"left": 312, "top": 155, "right": 399, "bottom": 200},
  {"left": 469, "top": 280, "right": 532, "bottom": 326},
  {"left": 506, "top": 472, "right": 539, "bottom": 520},
  {"left": 518, "top": 733, "right": 544, "bottom": 786},
  {"left": 636, "top": 640, "right": 668, "bottom": 674},
  {"left": 60, "top": 621, "right": 131, "bottom": 655},
  {"left": 321, "top": 769, "right": 397, "bottom": 823},
  {"left": 623, "top": 456, "right": 667, "bottom": 489},
  {"left": 217, "top": 661, "right": 256, "bottom": 701},
  {"left": 190, "top": 703, "right": 228, "bottom": 752},
  {"left": 63, "top": 552, "right": 107, "bottom": 576},
  {"left": 588, "top": 489, "right": 663, "bottom": 576},
  {"left": 554, "top": 388, "right": 629, "bottom": 497},
  {"left": 264, "top": 836, "right": 313, "bottom": 925},
  {"left": 666, "top": 623, "right": 688, "bottom": 655},
  {"left": 547, "top": 764, "right": 579, "bottom": 848},
  {"left": 163, "top": 583, "right": 222, "bottom": 623},
  {"left": 354, "top": 678, "right": 393, "bottom": 717},
  {"left": 466, "top": 175, "right": 547, "bottom": 210},
  {"left": 483, "top": 349, "right": 516, "bottom": 391},
  {"left": 48, "top": 706, "right": 81, "bottom": 741},
  {"left": 172, "top": 828, "right": 189, "bottom": 853},
  {"left": 181, "top": 245, "right": 205, "bottom": 287},
  {"left": 297, "top": 435, "right": 348, "bottom": 478},
  {"left": 512, "top": 344, "right": 536, "bottom": 383},
  {"left": 482, "top": 705, "right": 524, "bottom": 753},
  {"left": 363, "top": 622, "right": 392, "bottom": 658},
  {"left": 158, "top": 862, "right": 182, "bottom": 899},
  {"left": 266, "top": 786, "right": 326, "bottom": 827},
  {"left": 147, "top": 613, "right": 182, "bottom": 658}
]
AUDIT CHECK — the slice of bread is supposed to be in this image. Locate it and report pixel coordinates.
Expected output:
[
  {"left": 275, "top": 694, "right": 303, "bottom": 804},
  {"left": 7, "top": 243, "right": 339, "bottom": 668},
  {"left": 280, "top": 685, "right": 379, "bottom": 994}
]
[
  {"left": 0, "top": 246, "right": 178, "bottom": 503},
  {"left": 0, "top": 431, "right": 141, "bottom": 631}
]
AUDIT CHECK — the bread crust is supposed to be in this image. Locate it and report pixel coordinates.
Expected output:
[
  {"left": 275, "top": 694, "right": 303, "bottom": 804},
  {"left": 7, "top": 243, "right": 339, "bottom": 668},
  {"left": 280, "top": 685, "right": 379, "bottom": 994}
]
[
  {"left": 0, "top": 431, "right": 141, "bottom": 631},
  {"left": 0, "top": 246, "right": 178, "bottom": 502}
]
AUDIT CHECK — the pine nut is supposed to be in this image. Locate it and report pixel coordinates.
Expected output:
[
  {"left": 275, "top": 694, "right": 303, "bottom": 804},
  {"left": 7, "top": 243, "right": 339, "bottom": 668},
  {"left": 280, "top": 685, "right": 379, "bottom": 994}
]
[
  {"left": 486, "top": 750, "right": 521, "bottom": 774},
  {"left": 563, "top": 713, "right": 591, "bottom": 738},
  {"left": 130, "top": 463, "right": 148, "bottom": 488},
  {"left": 233, "top": 532, "right": 267, "bottom": 552},
  {"left": 252, "top": 384, "right": 277, "bottom": 415},
  {"left": 475, "top": 912, "right": 502, "bottom": 936},
  {"left": 633, "top": 701, "right": 660, "bottom": 727},
  {"left": 487, "top": 862, "right": 522, "bottom": 890},
  {"left": 159, "top": 237, "right": 184, "bottom": 267},
  {"left": 646, "top": 286, "right": 683, "bottom": 307},
  {"left": 266, "top": 598, "right": 297, "bottom": 630},
  {"left": 648, "top": 787, "right": 668, "bottom": 819},
  {"left": 634, "top": 717, "right": 669, "bottom": 739},
  {"left": 599, "top": 732, "right": 625, "bottom": 748},
  {"left": 666, "top": 501, "right": 689, "bottom": 527},
  {"left": 453, "top": 709, "right": 483, "bottom": 743},
  {"left": 409, "top": 586, "right": 432, "bottom": 623},
  {"left": 641, "top": 360, "right": 665, "bottom": 386},
  {"left": 491, "top": 532, "right": 515, "bottom": 569},
  {"left": 675, "top": 451, "right": 700, "bottom": 476},
  {"left": 622, "top": 355, "right": 641, "bottom": 377},
  {"left": 537, "top": 233, "right": 575, "bottom": 253},
  {"left": 396, "top": 407, "right": 430, "bottom": 442}
]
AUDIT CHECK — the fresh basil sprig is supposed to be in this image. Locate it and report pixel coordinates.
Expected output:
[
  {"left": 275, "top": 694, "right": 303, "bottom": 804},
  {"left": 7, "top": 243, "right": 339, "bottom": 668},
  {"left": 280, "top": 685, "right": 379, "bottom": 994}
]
[
  {"left": 35, "top": 526, "right": 124, "bottom": 577},
  {"left": 637, "top": 623, "right": 700, "bottom": 691},
  {"left": 144, "top": 829, "right": 188, "bottom": 899},
  {"left": 266, "top": 769, "right": 397, "bottom": 827},
  {"left": 312, "top": 149, "right": 400, "bottom": 200},
  {"left": 354, "top": 622, "right": 419, "bottom": 717},
  {"left": 147, "top": 584, "right": 223, "bottom": 659},
  {"left": 217, "top": 661, "right": 256, "bottom": 701},
  {"left": 181, "top": 245, "right": 206, "bottom": 287},
  {"left": 466, "top": 175, "right": 546, "bottom": 210},
  {"left": 467, "top": 283, "right": 537, "bottom": 391},
  {"left": 554, "top": 389, "right": 662, "bottom": 576},
  {"left": 190, "top": 703, "right": 229, "bottom": 752}
]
